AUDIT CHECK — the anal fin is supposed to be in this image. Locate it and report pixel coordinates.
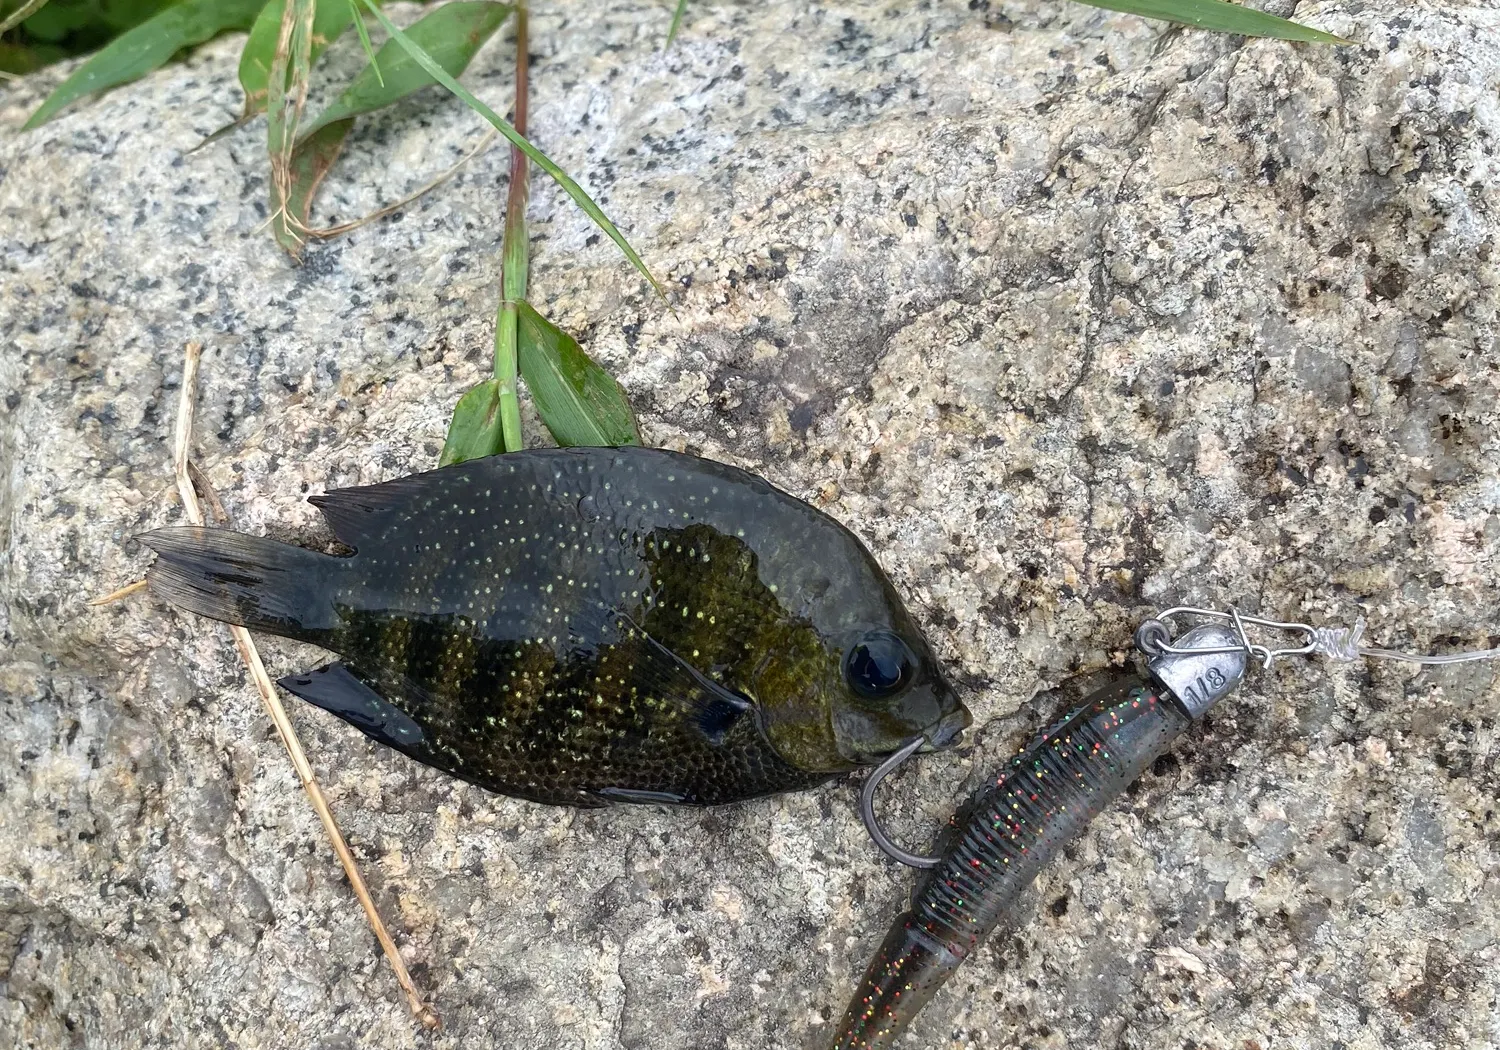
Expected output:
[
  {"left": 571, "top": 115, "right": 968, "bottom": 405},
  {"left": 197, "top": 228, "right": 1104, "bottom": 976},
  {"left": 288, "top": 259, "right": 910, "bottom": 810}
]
[{"left": 279, "top": 663, "right": 426, "bottom": 750}]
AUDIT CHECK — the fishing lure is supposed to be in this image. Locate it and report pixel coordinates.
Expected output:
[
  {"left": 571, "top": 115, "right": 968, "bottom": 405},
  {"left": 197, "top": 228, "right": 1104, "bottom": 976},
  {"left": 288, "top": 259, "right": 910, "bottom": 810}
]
[
  {"left": 832, "top": 608, "right": 1500, "bottom": 1050},
  {"left": 141, "top": 446, "right": 971, "bottom": 808}
]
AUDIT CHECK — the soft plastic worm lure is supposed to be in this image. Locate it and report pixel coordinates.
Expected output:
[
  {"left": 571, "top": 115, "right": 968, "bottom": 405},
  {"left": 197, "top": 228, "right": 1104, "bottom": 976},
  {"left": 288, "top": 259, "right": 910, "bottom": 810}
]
[{"left": 832, "top": 609, "right": 1500, "bottom": 1050}]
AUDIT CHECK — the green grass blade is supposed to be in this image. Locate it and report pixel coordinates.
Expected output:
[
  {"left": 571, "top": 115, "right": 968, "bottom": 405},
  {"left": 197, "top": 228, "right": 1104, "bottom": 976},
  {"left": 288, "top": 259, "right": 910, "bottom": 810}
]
[
  {"left": 24, "top": 0, "right": 267, "bottom": 128},
  {"left": 240, "top": 0, "right": 368, "bottom": 119},
  {"left": 517, "top": 301, "right": 641, "bottom": 448},
  {"left": 346, "top": 0, "right": 380, "bottom": 86},
  {"left": 440, "top": 379, "right": 507, "bottom": 465},
  {"left": 300, "top": 1, "right": 512, "bottom": 142},
  {"left": 1076, "top": 0, "right": 1348, "bottom": 43},
  {"left": 190, "top": 112, "right": 254, "bottom": 153},
  {"left": 666, "top": 0, "right": 690, "bottom": 46},
  {"left": 357, "top": 0, "right": 665, "bottom": 302}
]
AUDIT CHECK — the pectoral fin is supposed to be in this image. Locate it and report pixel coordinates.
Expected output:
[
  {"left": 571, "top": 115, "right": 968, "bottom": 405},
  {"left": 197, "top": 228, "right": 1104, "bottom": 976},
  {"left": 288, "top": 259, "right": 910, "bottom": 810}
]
[{"left": 619, "top": 614, "right": 754, "bottom": 746}]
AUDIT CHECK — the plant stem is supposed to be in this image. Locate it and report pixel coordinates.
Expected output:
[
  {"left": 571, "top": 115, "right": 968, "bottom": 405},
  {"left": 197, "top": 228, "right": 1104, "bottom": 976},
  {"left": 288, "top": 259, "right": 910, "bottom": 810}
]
[
  {"left": 492, "top": 2, "right": 529, "bottom": 454},
  {"left": 357, "top": 0, "right": 664, "bottom": 301},
  {"left": 0, "top": 0, "right": 51, "bottom": 36}
]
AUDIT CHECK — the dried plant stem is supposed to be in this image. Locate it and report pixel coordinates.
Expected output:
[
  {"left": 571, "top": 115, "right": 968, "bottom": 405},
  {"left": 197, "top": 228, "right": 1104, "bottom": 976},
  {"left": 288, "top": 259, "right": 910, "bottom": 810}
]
[
  {"left": 187, "top": 460, "right": 230, "bottom": 523},
  {"left": 267, "top": 0, "right": 316, "bottom": 249},
  {"left": 88, "top": 578, "right": 148, "bottom": 606},
  {"left": 0, "top": 0, "right": 49, "bottom": 35},
  {"left": 310, "top": 129, "right": 499, "bottom": 239},
  {"left": 171, "top": 342, "right": 439, "bottom": 1030}
]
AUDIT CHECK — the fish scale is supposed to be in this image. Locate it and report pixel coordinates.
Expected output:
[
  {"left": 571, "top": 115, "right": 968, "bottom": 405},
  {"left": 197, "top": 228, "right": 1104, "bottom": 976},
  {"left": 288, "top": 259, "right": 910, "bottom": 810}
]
[{"left": 142, "top": 446, "right": 971, "bottom": 807}]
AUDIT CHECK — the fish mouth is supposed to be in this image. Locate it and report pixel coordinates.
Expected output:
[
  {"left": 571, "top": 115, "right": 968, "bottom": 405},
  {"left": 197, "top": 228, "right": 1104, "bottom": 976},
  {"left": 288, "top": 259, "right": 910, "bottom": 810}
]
[{"left": 920, "top": 705, "right": 972, "bottom": 751}]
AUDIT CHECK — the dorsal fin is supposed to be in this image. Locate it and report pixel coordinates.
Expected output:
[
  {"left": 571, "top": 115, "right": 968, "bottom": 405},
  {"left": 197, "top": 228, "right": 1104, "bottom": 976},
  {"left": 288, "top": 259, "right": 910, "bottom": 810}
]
[{"left": 309, "top": 473, "right": 451, "bottom": 548}]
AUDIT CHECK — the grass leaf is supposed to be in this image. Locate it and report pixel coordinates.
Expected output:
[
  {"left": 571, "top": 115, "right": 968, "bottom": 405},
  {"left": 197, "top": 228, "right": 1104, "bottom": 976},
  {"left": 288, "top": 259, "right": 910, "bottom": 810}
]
[
  {"left": 357, "top": 0, "right": 666, "bottom": 302},
  {"left": 24, "top": 0, "right": 266, "bottom": 128},
  {"left": 1076, "top": 0, "right": 1348, "bottom": 43},
  {"left": 239, "top": 0, "right": 367, "bottom": 118},
  {"left": 269, "top": 0, "right": 510, "bottom": 256},
  {"left": 346, "top": 0, "right": 380, "bottom": 85},
  {"left": 440, "top": 379, "right": 507, "bottom": 465},
  {"left": 517, "top": 301, "right": 641, "bottom": 448},
  {"left": 299, "top": 0, "right": 512, "bottom": 142},
  {"left": 666, "top": 0, "right": 690, "bottom": 46}
]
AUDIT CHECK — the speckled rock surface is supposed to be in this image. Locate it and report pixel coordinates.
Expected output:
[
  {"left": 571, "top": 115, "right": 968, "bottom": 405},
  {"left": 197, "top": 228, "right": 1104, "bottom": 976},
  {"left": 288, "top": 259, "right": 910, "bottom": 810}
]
[{"left": 2, "top": 1, "right": 1497, "bottom": 1048}]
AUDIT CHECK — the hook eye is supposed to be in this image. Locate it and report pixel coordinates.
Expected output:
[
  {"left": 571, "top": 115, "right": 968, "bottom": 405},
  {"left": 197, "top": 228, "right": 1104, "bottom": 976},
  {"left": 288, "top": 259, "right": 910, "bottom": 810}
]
[
  {"left": 859, "top": 735, "right": 941, "bottom": 869},
  {"left": 1134, "top": 618, "right": 1172, "bottom": 656}
]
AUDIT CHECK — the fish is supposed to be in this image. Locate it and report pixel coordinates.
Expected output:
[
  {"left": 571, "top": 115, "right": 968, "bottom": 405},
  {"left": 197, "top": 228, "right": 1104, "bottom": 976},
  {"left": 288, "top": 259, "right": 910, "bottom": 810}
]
[
  {"left": 829, "top": 623, "right": 1247, "bottom": 1050},
  {"left": 141, "top": 446, "right": 972, "bottom": 807}
]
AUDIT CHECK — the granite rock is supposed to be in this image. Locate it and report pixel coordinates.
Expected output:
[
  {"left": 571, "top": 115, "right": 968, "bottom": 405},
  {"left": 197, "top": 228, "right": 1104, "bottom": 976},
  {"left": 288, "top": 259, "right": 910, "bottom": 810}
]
[{"left": 1, "top": 1, "right": 1497, "bottom": 1048}]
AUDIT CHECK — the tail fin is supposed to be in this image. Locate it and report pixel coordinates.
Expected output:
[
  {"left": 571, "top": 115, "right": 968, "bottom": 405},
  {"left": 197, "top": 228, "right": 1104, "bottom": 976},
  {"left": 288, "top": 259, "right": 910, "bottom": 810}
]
[{"left": 140, "top": 527, "right": 342, "bottom": 639}]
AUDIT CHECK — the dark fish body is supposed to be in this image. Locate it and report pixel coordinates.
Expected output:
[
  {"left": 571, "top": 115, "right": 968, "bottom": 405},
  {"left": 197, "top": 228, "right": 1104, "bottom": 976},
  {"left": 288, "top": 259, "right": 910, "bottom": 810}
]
[
  {"left": 830, "top": 625, "right": 1246, "bottom": 1050},
  {"left": 144, "top": 446, "right": 970, "bottom": 807}
]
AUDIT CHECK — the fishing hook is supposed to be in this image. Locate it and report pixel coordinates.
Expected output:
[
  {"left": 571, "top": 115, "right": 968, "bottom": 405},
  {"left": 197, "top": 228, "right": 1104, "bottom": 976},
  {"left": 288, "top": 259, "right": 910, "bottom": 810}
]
[{"left": 859, "top": 735, "right": 941, "bottom": 869}]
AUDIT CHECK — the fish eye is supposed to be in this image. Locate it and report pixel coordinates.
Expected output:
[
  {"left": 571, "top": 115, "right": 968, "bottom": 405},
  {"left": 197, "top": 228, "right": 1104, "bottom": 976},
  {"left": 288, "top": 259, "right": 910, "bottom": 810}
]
[{"left": 844, "top": 631, "right": 916, "bottom": 699}]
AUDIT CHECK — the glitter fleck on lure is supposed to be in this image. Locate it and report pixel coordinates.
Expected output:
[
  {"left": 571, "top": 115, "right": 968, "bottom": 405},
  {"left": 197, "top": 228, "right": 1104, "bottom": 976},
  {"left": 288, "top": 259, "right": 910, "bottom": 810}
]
[{"left": 140, "top": 446, "right": 971, "bottom": 807}]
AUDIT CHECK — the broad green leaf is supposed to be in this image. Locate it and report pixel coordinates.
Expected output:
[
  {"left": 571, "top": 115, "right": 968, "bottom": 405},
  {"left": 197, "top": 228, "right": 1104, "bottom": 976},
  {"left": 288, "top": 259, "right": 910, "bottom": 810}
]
[
  {"left": 666, "top": 0, "right": 690, "bottom": 45},
  {"left": 1076, "top": 0, "right": 1347, "bottom": 43},
  {"left": 517, "top": 301, "right": 640, "bottom": 448},
  {"left": 24, "top": 0, "right": 267, "bottom": 128},
  {"left": 440, "top": 379, "right": 506, "bottom": 466},
  {"left": 239, "top": 0, "right": 366, "bottom": 118},
  {"left": 12, "top": 0, "right": 173, "bottom": 40},
  {"left": 357, "top": 0, "right": 666, "bottom": 302},
  {"left": 272, "top": 117, "right": 353, "bottom": 253},
  {"left": 1, "top": 42, "right": 56, "bottom": 76},
  {"left": 299, "top": 1, "right": 512, "bottom": 142}
]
